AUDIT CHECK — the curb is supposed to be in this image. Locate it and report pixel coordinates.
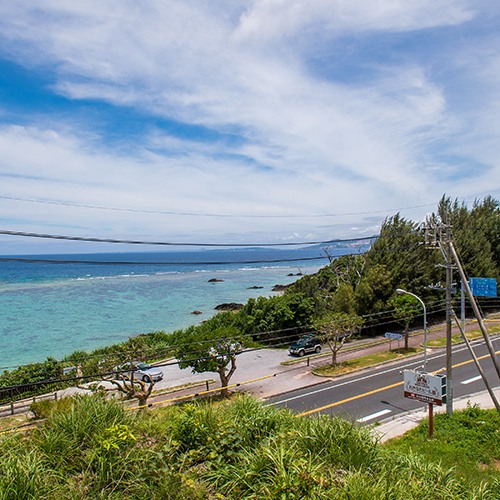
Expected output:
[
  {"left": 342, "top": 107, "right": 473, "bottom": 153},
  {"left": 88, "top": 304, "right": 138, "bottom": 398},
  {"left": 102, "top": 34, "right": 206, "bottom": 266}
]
[
  {"left": 310, "top": 350, "right": 427, "bottom": 379},
  {"left": 150, "top": 379, "right": 216, "bottom": 400}
]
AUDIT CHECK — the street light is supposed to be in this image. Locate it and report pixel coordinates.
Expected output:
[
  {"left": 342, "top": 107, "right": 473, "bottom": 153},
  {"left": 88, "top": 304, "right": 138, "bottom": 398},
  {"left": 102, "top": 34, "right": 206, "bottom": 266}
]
[{"left": 396, "top": 288, "right": 427, "bottom": 371}]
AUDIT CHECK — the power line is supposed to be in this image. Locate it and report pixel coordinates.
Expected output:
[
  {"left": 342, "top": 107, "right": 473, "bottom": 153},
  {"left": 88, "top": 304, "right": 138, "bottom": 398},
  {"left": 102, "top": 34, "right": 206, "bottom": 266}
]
[
  {"left": 0, "top": 298, "right": 449, "bottom": 373},
  {"left": 0, "top": 301, "right": 464, "bottom": 389},
  {"left": 0, "top": 242, "right": 422, "bottom": 266},
  {"left": 0, "top": 255, "right": 328, "bottom": 265},
  {"left": 0, "top": 229, "right": 378, "bottom": 247},
  {"left": 0, "top": 303, "right": 453, "bottom": 389},
  {"left": 0, "top": 195, "right": 437, "bottom": 218}
]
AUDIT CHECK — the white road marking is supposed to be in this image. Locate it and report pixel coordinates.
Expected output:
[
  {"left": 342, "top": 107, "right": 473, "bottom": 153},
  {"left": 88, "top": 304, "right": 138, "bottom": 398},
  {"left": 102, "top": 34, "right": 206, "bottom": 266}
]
[
  {"left": 268, "top": 350, "right": 449, "bottom": 406},
  {"left": 268, "top": 336, "right": 500, "bottom": 407},
  {"left": 356, "top": 409, "right": 391, "bottom": 423},
  {"left": 461, "top": 375, "right": 482, "bottom": 385}
]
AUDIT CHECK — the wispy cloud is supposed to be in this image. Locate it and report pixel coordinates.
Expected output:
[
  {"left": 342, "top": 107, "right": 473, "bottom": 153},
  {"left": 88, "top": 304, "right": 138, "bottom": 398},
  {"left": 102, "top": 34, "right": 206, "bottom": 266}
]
[
  {"left": 0, "top": 1, "right": 498, "bottom": 251},
  {"left": 235, "top": 0, "right": 475, "bottom": 41}
]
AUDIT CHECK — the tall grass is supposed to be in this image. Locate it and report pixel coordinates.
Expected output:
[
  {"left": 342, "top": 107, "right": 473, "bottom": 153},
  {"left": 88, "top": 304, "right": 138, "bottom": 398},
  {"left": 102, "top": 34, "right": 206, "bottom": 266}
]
[
  {"left": 0, "top": 450, "right": 54, "bottom": 500},
  {"left": 0, "top": 394, "right": 497, "bottom": 499}
]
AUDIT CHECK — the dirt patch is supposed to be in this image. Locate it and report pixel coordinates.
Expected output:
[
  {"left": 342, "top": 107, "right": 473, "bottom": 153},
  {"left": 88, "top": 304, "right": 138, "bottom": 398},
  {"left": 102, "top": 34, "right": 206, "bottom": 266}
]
[{"left": 479, "top": 459, "right": 500, "bottom": 472}]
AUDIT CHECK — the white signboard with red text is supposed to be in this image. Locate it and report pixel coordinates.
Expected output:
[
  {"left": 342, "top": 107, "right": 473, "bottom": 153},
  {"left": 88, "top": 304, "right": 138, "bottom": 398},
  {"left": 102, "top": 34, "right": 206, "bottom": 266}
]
[{"left": 403, "top": 370, "right": 447, "bottom": 406}]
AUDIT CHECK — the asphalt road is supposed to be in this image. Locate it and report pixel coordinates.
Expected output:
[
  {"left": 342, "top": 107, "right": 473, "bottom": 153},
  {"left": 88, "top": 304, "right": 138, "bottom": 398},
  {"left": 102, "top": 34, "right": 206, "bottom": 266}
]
[
  {"left": 46, "top": 314, "right": 500, "bottom": 419},
  {"left": 267, "top": 334, "right": 500, "bottom": 425}
]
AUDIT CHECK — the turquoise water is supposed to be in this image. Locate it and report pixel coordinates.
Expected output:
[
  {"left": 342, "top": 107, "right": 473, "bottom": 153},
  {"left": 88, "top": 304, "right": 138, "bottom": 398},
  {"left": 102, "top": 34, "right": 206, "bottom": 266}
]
[{"left": 0, "top": 249, "right": 333, "bottom": 368}]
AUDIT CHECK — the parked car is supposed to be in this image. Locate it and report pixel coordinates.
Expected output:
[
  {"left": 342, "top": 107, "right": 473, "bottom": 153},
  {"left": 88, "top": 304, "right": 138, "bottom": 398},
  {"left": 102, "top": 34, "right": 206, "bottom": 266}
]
[
  {"left": 113, "top": 361, "right": 163, "bottom": 383},
  {"left": 289, "top": 336, "right": 322, "bottom": 357}
]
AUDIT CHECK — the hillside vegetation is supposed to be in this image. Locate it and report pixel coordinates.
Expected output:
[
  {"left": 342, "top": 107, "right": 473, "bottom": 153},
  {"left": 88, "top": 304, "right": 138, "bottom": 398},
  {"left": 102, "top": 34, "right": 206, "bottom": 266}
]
[{"left": 1, "top": 394, "right": 499, "bottom": 499}]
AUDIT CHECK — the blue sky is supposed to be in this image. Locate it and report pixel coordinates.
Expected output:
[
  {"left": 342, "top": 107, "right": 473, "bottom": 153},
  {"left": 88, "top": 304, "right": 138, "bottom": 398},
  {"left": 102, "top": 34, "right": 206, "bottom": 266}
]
[{"left": 0, "top": 0, "right": 499, "bottom": 254}]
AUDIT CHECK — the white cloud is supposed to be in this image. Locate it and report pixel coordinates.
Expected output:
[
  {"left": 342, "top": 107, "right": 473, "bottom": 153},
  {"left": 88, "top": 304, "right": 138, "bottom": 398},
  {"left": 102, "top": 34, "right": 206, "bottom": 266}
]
[
  {"left": 234, "top": 0, "right": 475, "bottom": 42},
  {"left": 0, "top": 1, "right": 499, "bottom": 250}
]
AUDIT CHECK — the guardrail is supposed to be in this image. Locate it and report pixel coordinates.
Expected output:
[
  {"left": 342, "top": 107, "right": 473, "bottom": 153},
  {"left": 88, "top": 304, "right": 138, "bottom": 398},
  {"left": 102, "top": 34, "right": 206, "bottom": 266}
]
[{"left": 0, "top": 392, "right": 58, "bottom": 418}]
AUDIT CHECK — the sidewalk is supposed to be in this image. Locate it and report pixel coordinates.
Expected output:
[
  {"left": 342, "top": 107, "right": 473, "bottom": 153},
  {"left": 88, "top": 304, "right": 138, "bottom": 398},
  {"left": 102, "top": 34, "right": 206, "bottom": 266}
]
[{"left": 374, "top": 386, "right": 500, "bottom": 443}]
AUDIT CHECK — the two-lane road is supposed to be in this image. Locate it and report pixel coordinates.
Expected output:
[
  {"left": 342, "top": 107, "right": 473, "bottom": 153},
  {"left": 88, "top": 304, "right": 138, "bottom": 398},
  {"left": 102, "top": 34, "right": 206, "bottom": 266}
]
[{"left": 267, "top": 335, "right": 500, "bottom": 424}]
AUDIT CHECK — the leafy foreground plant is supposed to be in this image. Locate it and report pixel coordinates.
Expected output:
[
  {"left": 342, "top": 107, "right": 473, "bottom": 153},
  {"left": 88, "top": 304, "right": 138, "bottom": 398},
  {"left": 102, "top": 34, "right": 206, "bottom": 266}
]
[{"left": 0, "top": 394, "right": 497, "bottom": 499}]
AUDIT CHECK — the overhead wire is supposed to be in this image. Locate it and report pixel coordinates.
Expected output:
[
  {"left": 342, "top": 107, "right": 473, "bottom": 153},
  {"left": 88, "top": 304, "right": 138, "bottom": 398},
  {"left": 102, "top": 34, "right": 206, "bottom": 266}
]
[
  {"left": 1, "top": 196, "right": 497, "bottom": 391},
  {"left": 1, "top": 227, "right": 488, "bottom": 384},
  {"left": 0, "top": 243, "right": 420, "bottom": 266},
  {"left": 0, "top": 301, "right": 453, "bottom": 392},
  {"left": 0, "top": 195, "right": 437, "bottom": 218},
  {"left": 0, "top": 231, "right": 423, "bottom": 267},
  {"left": 0, "top": 255, "right": 328, "bottom": 265},
  {"left": 0, "top": 239, "right": 448, "bottom": 378},
  {"left": 0, "top": 229, "right": 380, "bottom": 247}
]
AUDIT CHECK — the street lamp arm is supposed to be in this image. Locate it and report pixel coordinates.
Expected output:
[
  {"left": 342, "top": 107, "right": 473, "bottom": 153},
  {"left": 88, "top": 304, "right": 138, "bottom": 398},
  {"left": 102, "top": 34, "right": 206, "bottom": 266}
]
[
  {"left": 396, "top": 288, "right": 427, "bottom": 369},
  {"left": 396, "top": 288, "right": 424, "bottom": 310}
]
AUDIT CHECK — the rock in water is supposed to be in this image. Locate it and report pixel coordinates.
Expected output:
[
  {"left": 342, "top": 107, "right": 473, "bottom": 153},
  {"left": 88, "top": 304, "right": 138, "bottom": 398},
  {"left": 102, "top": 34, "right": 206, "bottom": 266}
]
[{"left": 214, "top": 302, "right": 244, "bottom": 311}]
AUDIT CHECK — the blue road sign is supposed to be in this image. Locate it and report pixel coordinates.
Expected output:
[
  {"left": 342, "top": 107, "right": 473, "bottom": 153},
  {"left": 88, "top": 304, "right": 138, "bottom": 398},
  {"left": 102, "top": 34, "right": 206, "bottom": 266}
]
[
  {"left": 385, "top": 332, "right": 403, "bottom": 340},
  {"left": 469, "top": 278, "right": 497, "bottom": 298}
]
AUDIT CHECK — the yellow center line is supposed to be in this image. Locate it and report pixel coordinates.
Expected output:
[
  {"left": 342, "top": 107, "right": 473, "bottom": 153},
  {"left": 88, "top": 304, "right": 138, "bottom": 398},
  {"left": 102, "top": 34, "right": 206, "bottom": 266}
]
[
  {"left": 296, "top": 348, "right": 500, "bottom": 417},
  {"left": 297, "top": 381, "right": 404, "bottom": 417}
]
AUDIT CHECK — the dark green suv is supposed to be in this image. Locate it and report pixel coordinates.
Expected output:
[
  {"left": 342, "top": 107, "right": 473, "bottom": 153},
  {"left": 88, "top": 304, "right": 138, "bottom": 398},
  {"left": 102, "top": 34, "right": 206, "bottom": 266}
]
[{"left": 289, "top": 336, "right": 321, "bottom": 357}]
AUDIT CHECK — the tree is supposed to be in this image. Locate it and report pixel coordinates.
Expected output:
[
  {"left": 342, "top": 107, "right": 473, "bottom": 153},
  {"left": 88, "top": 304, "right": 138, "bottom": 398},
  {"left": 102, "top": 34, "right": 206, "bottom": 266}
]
[
  {"left": 234, "top": 293, "right": 314, "bottom": 342},
  {"left": 330, "top": 283, "right": 356, "bottom": 315},
  {"left": 79, "top": 370, "right": 156, "bottom": 408},
  {"left": 176, "top": 326, "right": 247, "bottom": 398},
  {"left": 436, "top": 195, "right": 500, "bottom": 281},
  {"left": 286, "top": 275, "right": 328, "bottom": 317},
  {"left": 389, "top": 294, "right": 421, "bottom": 350},
  {"left": 362, "top": 213, "right": 441, "bottom": 311},
  {"left": 314, "top": 253, "right": 367, "bottom": 292},
  {"left": 314, "top": 312, "right": 364, "bottom": 365},
  {"left": 354, "top": 264, "right": 393, "bottom": 316}
]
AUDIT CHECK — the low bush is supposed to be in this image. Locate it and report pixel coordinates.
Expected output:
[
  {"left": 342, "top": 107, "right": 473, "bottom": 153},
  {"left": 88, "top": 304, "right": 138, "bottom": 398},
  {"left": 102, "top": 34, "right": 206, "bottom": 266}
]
[{"left": 29, "top": 395, "right": 75, "bottom": 419}]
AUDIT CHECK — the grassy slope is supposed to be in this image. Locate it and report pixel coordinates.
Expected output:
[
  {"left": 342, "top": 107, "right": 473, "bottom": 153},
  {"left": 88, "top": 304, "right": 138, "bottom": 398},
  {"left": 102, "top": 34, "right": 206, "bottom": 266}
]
[
  {"left": 385, "top": 402, "right": 500, "bottom": 489},
  {"left": 0, "top": 394, "right": 497, "bottom": 499}
]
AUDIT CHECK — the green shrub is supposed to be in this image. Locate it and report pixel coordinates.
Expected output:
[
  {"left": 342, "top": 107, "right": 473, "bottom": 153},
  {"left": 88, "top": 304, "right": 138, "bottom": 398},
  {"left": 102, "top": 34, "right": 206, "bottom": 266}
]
[
  {"left": 386, "top": 404, "right": 500, "bottom": 487},
  {"left": 29, "top": 396, "right": 75, "bottom": 420}
]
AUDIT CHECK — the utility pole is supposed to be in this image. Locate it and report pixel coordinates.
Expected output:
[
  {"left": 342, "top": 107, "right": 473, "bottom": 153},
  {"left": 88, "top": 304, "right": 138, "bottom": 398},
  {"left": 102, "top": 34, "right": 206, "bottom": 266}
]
[
  {"left": 424, "top": 214, "right": 454, "bottom": 416},
  {"left": 445, "top": 212, "right": 453, "bottom": 416},
  {"left": 424, "top": 212, "right": 500, "bottom": 417}
]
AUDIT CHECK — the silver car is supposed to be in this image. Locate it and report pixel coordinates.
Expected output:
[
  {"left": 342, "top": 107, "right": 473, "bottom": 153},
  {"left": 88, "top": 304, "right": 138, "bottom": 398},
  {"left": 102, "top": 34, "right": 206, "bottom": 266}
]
[{"left": 115, "top": 361, "right": 163, "bottom": 383}]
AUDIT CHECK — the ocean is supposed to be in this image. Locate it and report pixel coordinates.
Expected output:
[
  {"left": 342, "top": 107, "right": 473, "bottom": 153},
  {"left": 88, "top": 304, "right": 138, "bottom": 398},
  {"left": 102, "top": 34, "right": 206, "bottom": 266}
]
[{"left": 0, "top": 247, "right": 342, "bottom": 370}]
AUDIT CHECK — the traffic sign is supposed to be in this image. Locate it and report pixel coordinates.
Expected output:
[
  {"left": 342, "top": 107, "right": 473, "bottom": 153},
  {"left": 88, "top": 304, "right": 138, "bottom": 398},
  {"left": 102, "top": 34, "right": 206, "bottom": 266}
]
[
  {"left": 385, "top": 332, "right": 403, "bottom": 340},
  {"left": 469, "top": 278, "right": 497, "bottom": 298}
]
